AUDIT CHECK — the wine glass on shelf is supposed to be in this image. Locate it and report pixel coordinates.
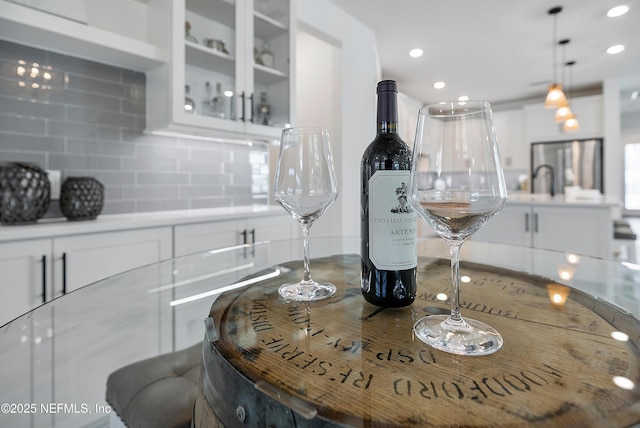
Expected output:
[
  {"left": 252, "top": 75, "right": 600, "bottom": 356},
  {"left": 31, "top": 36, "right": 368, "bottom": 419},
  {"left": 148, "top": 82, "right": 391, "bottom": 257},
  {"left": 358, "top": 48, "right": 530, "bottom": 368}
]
[
  {"left": 408, "top": 101, "right": 508, "bottom": 356},
  {"left": 274, "top": 127, "right": 339, "bottom": 301}
]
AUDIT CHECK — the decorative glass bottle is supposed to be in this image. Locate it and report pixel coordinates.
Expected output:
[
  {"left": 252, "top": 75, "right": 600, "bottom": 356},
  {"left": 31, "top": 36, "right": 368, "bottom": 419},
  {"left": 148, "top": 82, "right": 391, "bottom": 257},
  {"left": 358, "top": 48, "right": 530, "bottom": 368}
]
[{"left": 256, "top": 92, "right": 271, "bottom": 125}]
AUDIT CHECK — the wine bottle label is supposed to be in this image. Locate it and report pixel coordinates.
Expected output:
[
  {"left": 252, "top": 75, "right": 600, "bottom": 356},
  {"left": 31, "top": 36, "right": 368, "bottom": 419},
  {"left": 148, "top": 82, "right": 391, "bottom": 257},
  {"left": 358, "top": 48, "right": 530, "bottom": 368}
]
[{"left": 368, "top": 170, "right": 417, "bottom": 270}]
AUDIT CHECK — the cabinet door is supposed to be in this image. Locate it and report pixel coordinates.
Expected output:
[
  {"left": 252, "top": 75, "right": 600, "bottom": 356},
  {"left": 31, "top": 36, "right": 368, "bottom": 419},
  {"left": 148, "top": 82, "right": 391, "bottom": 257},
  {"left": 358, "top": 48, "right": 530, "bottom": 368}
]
[
  {"left": 174, "top": 219, "right": 246, "bottom": 257},
  {"left": 0, "top": 239, "right": 51, "bottom": 326},
  {"left": 248, "top": 213, "right": 295, "bottom": 243},
  {"left": 147, "top": 0, "right": 294, "bottom": 138},
  {"left": 493, "top": 109, "right": 527, "bottom": 170},
  {"left": 52, "top": 227, "right": 172, "bottom": 294},
  {"left": 245, "top": 0, "right": 294, "bottom": 136},
  {"left": 532, "top": 206, "right": 612, "bottom": 259},
  {"left": 472, "top": 205, "right": 532, "bottom": 247}
]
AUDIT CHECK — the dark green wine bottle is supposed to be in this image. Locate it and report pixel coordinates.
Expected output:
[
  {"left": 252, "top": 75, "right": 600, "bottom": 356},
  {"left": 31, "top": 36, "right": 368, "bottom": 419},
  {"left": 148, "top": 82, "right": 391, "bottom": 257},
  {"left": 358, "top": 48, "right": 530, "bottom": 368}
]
[{"left": 360, "top": 80, "right": 417, "bottom": 308}]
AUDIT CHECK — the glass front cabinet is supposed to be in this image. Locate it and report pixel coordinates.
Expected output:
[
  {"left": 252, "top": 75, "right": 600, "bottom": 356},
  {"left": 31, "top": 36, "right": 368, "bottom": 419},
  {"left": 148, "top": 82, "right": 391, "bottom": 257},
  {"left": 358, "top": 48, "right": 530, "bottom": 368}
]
[{"left": 147, "top": 0, "right": 294, "bottom": 139}]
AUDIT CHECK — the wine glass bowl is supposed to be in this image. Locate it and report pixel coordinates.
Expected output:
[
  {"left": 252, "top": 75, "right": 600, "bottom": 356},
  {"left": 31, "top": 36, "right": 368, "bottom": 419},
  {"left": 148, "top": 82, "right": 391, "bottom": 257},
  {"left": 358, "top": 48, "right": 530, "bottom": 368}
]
[
  {"left": 409, "top": 101, "right": 508, "bottom": 355},
  {"left": 274, "top": 127, "right": 338, "bottom": 301}
]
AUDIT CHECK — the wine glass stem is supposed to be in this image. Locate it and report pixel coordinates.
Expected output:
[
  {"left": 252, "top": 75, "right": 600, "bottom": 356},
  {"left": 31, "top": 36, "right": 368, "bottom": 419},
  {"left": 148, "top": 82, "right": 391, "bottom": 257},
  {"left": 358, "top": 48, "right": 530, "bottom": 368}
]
[
  {"left": 302, "top": 224, "right": 312, "bottom": 282},
  {"left": 448, "top": 241, "right": 463, "bottom": 323}
]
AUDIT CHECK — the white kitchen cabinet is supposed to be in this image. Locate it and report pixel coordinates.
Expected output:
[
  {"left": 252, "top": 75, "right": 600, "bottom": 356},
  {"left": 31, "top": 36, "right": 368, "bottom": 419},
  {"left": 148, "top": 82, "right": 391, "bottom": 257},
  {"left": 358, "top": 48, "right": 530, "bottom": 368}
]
[
  {"left": 0, "top": 0, "right": 167, "bottom": 72},
  {"left": 52, "top": 227, "right": 173, "bottom": 295},
  {"left": 173, "top": 212, "right": 295, "bottom": 257},
  {"left": 473, "top": 203, "right": 613, "bottom": 259},
  {"left": 0, "top": 239, "right": 51, "bottom": 326},
  {"left": 493, "top": 108, "right": 527, "bottom": 170},
  {"left": 524, "top": 95, "right": 603, "bottom": 143},
  {"left": 0, "top": 227, "right": 172, "bottom": 326},
  {"left": 473, "top": 205, "right": 532, "bottom": 248},
  {"left": 146, "top": 0, "right": 295, "bottom": 139}
]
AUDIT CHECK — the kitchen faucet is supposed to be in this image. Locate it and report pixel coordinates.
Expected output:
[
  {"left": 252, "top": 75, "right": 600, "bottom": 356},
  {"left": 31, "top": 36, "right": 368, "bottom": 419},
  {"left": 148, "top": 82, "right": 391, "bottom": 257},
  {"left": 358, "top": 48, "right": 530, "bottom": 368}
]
[{"left": 533, "top": 164, "right": 556, "bottom": 197}]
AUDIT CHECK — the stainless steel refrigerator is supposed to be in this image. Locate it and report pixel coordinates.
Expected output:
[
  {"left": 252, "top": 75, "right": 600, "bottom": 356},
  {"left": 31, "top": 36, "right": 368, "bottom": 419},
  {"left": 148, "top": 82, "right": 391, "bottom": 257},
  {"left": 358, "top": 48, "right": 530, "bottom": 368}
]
[{"left": 531, "top": 139, "right": 603, "bottom": 195}]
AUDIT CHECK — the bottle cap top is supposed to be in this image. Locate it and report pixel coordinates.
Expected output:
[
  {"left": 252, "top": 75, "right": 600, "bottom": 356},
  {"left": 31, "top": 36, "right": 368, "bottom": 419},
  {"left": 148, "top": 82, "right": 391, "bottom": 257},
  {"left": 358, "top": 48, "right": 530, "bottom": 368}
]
[{"left": 377, "top": 80, "right": 398, "bottom": 94}]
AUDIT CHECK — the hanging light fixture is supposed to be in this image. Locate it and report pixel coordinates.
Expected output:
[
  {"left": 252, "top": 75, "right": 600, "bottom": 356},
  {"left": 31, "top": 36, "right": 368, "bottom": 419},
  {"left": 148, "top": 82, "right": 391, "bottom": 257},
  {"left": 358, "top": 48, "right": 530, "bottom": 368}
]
[
  {"left": 563, "top": 61, "right": 580, "bottom": 132},
  {"left": 545, "top": 6, "right": 569, "bottom": 109},
  {"left": 555, "top": 39, "right": 573, "bottom": 123}
]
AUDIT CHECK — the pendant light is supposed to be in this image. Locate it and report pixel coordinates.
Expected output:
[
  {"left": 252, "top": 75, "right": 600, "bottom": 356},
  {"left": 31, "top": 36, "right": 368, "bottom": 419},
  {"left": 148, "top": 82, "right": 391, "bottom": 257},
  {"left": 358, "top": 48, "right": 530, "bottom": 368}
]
[
  {"left": 545, "top": 7, "right": 569, "bottom": 109},
  {"left": 563, "top": 61, "right": 580, "bottom": 132},
  {"left": 555, "top": 39, "right": 573, "bottom": 122}
]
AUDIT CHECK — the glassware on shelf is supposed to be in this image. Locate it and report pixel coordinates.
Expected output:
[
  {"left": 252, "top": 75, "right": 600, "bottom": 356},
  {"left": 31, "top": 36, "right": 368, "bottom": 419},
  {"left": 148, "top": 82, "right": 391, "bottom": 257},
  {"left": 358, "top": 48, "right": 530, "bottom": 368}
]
[
  {"left": 254, "top": 47, "right": 264, "bottom": 65},
  {"left": 204, "top": 38, "right": 230, "bottom": 55},
  {"left": 185, "top": 21, "right": 198, "bottom": 43},
  {"left": 184, "top": 85, "right": 196, "bottom": 114},
  {"left": 260, "top": 44, "right": 274, "bottom": 68},
  {"left": 256, "top": 92, "right": 271, "bottom": 125}
]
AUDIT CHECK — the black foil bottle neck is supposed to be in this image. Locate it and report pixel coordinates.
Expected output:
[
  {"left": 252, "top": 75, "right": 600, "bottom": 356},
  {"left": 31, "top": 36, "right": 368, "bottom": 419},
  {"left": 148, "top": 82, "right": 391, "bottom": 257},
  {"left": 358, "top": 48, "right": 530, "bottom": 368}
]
[{"left": 376, "top": 80, "right": 398, "bottom": 135}]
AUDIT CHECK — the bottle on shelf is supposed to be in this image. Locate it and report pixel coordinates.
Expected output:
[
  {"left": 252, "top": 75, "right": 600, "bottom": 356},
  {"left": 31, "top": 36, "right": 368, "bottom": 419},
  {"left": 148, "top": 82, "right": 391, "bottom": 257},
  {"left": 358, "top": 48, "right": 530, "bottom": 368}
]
[
  {"left": 185, "top": 21, "right": 198, "bottom": 43},
  {"left": 360, "top": 80, "right": 417, "bottom": 308},
  {"left": 211, "top": 82, "right": 226, "bottom": 119},
  {"left": 203, "top": 81, "right": 213, "bottom": 116},
  {"left": 256, "top": 92, "right": 271, "bottom": 125},
  {"left": 184, "top": 85, "right": 196, "bottom": 114}
]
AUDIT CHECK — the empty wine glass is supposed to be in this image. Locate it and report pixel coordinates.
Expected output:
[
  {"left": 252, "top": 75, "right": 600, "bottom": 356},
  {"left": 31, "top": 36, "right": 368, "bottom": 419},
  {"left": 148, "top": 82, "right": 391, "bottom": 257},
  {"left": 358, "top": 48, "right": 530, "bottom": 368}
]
[
  {"left": 274, "top": 127, "right": 338, "bottom": 301},
  {"left": 408, "top": 101, "right": 508, "bottom": 356}
]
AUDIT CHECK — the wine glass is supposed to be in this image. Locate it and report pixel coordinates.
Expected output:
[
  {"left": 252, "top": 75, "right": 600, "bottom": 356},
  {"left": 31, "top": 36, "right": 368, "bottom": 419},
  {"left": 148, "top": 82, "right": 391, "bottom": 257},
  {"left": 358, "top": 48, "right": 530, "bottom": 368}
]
[
  {"left": 274, "top": 127, "right": 338, "bottom": 301},
  {"left": 408, "top": 101, "right": 508, "bottom": 356}
]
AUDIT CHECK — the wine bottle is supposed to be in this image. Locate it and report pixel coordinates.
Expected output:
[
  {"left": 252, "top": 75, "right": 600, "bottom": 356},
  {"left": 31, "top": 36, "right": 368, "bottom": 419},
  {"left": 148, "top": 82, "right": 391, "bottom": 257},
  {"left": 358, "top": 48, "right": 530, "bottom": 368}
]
[{"left": 360, "top": 80, "right": 417, "bottom": 307}]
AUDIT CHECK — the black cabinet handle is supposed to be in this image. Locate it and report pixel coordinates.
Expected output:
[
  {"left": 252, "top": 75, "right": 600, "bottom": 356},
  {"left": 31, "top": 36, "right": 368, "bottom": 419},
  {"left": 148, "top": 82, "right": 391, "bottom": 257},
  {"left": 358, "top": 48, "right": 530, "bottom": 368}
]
[
  {"left": 249, "top": 93, "right": 254, "bottom": 123},
  {"left": 240, "top": 92, "right": 246, "bottom": 122},
  {"left": 241, "top": 229, "right": 248, "bottom": 245},
  {"left": 534, "top": 213, "right": 539, "bottom": 233},
  {"left": 62, "top": 252, "right": 67, "bottom": 295},
  {"left": 41, "top": 255, "right": 47, "bottom": 304},
  {"left": 250, "top": 228, "right": 255, "bottom": 244},
  {"left": 525, "top": 213, "right": 529, "bottom": 232}
]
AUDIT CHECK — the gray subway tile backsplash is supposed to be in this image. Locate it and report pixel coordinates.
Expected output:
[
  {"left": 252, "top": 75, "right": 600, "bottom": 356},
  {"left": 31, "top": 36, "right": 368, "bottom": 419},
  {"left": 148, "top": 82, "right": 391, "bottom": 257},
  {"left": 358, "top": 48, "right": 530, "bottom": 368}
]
[{"left": 0, "top": 39, "right": 268, "bottom": 217}]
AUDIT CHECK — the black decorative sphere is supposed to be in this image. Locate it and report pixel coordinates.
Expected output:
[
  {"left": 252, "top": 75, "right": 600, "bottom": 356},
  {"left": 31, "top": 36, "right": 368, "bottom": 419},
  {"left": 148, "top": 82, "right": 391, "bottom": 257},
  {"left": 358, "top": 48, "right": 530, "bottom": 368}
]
[
  {"left": 0, "top": 162, "right": 51, "bottom": 224},
  {"left": 59, "top": 177, "right": 104, "bottom": 221}
]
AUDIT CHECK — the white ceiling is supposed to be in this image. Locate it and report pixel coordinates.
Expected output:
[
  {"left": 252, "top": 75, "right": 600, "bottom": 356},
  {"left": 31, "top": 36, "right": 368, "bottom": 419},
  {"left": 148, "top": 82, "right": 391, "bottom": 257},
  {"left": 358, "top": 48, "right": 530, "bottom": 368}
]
[{"left": 330, "top": 0, "right": 640, "bottom": 111}]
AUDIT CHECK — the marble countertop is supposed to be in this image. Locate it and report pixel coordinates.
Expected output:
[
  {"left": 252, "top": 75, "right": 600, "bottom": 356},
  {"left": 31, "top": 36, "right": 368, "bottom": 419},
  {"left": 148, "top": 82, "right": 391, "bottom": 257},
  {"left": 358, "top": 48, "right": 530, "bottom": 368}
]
[
  {"left": 0, "top": 205, "right": 285, "bottom": 242},
  {"left": 506, "top": 191, "right": 622, "bottom": 208}
]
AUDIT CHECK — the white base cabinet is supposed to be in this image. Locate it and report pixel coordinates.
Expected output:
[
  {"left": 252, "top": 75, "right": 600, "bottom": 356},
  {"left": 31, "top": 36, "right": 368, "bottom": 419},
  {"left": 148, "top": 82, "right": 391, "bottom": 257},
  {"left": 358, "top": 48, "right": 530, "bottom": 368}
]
[
  {"left": 173, "top": 212, "right": 295, "bottom": 257},
  {"left": 473, "top": 203, "right": 613, "bottom": 259},
  {"left": 52, "top": 227, "right": 172, "bottom": 295},
  {"left": 0, "top": 227, "right": 172, "bottom": 327},
  {"left": 0, "top": 239, "right": 51, "bottom": 326}
]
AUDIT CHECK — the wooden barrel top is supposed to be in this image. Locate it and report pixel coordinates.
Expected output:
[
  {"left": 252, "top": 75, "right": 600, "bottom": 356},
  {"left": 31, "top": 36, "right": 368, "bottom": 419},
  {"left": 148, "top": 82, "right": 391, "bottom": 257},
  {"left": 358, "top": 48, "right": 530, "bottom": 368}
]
[{"left": 196, "top": 254, "right": 640, "bottom": 427}]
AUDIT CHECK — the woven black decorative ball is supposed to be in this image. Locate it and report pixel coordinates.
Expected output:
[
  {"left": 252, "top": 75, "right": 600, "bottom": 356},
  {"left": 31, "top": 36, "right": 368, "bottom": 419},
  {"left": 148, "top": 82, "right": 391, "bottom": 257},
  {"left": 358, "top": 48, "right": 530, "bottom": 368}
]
[
  {"left": 0, "top": 162, "right": 51, "bottom": 225},
  {"left": 59, "top": 177, "right": 104, "bottom": 221}
]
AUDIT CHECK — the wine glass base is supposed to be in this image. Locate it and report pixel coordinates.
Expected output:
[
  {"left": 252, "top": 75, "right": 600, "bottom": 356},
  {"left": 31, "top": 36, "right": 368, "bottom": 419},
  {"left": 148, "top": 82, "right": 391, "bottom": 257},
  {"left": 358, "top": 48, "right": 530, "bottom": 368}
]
[
  {"left": 278, "top": 281, "right": 336, "bottom": 302},
  {"left": 413, "top": 315, "right": 503, "bottom": 356}
]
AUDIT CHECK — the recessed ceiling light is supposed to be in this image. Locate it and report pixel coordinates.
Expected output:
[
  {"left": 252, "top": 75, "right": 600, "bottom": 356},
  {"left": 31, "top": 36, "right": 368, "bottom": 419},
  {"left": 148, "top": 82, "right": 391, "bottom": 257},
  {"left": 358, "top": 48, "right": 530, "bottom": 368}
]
[
  {"left": 409, "top": 48, "right": 423, "bottom": 58},
  {"left": 607, "top": 5, "right": 629, "bottom": 17},
  {"left": 434, "top": 81, "right": 445, "bottom": 89},
  {"left": 458, "top": 95, "right": 469, "bottom": 101},
  {"left": 607, "top": 44, "right": 625, "bottom": 54}
]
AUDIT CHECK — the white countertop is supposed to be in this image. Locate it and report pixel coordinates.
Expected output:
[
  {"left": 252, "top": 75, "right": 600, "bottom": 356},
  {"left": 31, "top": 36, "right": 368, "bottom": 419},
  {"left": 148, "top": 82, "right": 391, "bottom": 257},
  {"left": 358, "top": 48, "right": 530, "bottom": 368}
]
[
  {"left": 506, "top": 191, "right": 622, "bottom": 208},
  {"left": 0, "top": 205, "right": 285, "bottom": 243}
]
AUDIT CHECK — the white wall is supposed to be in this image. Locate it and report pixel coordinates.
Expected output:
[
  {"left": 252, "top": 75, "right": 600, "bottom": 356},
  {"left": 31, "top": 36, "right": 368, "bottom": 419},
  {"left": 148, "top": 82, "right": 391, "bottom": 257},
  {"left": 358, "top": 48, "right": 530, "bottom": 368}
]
[
  {"left": 295, "top": 29, "right": 341, "bottom": 237},
  {"left": 603, "top": 79, "right": 623, "bottom": 205},
  {"left": 297, "top": 0, "right": 379, "bottom": 238}
]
